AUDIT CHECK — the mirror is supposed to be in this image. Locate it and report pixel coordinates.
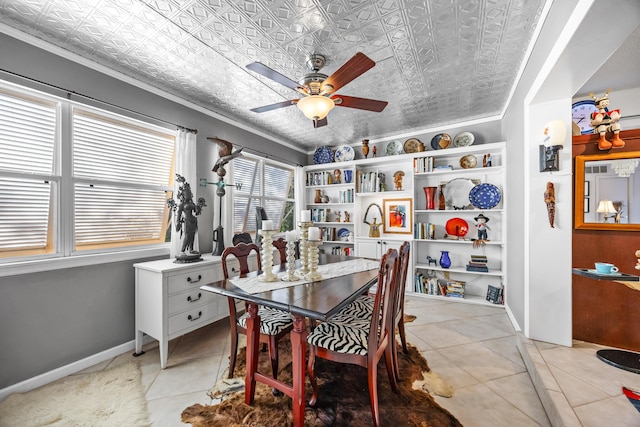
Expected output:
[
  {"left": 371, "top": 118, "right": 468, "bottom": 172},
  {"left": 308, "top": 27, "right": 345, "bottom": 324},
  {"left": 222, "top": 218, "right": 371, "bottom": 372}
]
[{"left": 575, "top": 151, "right": 640, "bottom": 231}]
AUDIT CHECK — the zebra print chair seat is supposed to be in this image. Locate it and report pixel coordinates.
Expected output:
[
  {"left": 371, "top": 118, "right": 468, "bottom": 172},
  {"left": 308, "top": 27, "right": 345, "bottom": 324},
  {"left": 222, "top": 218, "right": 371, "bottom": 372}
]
[
  {"left": 222, "top": 243, "right": 294, "bottom": 381},
  {"left": 307, "top": 249, "right": 400, "bottom": 427}
]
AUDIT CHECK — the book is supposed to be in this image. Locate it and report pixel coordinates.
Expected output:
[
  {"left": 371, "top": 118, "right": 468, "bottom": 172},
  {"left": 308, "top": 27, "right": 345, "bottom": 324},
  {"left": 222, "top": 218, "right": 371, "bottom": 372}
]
[
  {"left": 466, "top": 265, "right": 489, "bottom": 272},
  {"left": 486, "top": 285, "right": 503, "bottom": 304}
]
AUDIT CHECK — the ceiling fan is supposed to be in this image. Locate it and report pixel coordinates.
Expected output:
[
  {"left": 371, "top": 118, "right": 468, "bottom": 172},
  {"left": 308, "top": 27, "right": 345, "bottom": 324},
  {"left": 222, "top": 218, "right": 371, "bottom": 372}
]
[{"left": 246, "top": 52, "right": 388, "bottom": 128}]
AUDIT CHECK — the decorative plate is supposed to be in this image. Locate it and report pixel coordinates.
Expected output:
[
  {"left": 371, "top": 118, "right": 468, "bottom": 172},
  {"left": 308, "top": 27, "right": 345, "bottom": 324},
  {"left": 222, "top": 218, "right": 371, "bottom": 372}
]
[
  {"left": 337, "top": 228, "right": 350, "bottom": 240},
  {"left": 442, "top": 178, "right": 476, "bottom": 210},
  {"left": 313, "top": 146, "right": 333, "bottom": 164},
  {"left": 334, "top": 145, "right": 355, "bottom": 162},
  {"left": 452, "top": 131, "right": 475, "bottom": 147},
  {"left": 386, "top": 140, "right": 403, "bottom": 156},
  {"left": 445, "top": 217, "right": 469, "bottom": 237},
  {"left": 430, "top": 133, "right": 452, "bottom": 150},
  {"left": 403, "top": 138, "right": 424, "bottom": 153},
  {"left": 469, "top": 183, "right": 502, "bottom": 209},
  {"left": 459, "top": 154, "right": 477, "bottom": 169}
]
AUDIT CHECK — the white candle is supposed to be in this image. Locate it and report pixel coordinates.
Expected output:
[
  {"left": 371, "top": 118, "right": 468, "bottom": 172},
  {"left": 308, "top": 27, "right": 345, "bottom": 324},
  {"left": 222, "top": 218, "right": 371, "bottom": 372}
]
[
  {"left": 308, "top": 226, "right": 321, "bottom": 241},
  {"left": 261, "top": 220, "right": 274, "bottom": 230},
  {"left": 300, "top": 210, "right": 311, "bottom": 222},
  {"left": 285, "top": 230, "right": 298, "bottom": 242}
]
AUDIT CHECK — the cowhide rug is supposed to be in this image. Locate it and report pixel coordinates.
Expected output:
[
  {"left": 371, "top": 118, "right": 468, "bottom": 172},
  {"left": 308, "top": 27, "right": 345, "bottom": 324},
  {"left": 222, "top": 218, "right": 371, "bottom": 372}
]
[{"left": 182, "top": 337, "right": 461, "bottom": 427}]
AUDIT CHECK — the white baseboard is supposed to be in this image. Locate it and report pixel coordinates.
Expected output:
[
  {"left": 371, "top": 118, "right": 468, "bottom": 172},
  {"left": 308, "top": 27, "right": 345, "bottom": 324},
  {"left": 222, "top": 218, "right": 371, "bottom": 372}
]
[{"left": 0, "top": 336, "right": 153, "bottom": 402}]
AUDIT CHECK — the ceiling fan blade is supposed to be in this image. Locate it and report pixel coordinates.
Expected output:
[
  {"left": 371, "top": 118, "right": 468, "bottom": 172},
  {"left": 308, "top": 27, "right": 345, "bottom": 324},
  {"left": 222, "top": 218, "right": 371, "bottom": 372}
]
[
  {"left": 250, "top": 100, "right": 298, "bottom": 113},
  {"left": 313, "top": 117, "right": 328, "bottom": 128},
  {"left": 246, "top": 62, "right": 305, "bottom": 92},
  {"left": 332, "top": 95, "right": 388, "bottom": 112},
  {"left": 322, "top": 52, "right": 375, "bottom": 94}
]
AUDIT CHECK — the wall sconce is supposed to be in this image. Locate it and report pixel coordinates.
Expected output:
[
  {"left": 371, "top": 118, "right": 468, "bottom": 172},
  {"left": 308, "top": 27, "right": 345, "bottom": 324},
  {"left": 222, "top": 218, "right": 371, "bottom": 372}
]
[
  {"left": 539, "top": 120, "right": 566, "bottom": 172},
  {"left": 596, "top": 199, "right": 616, "bottom": 222}
]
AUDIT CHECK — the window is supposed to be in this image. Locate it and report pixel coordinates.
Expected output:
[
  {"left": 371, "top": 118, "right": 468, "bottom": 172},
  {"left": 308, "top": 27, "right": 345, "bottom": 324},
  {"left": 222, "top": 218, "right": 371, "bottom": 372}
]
[
  {"left": 232, "top": 154, "right": 296, "bottom": 239},
  {"left": 0, "top": 82, "right": 174, "bottom": 261}
]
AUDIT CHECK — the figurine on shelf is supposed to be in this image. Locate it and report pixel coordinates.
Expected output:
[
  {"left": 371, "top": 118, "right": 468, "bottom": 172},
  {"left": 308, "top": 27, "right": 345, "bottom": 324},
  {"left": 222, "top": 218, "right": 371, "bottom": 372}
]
[
  {"left": 361, "top": 139, "right": 370, "bottom": 158},
  {"left": 378, "top": 172, "right": 386, "bottom": 192},
  {"left": 590, "top": 89, "right": 624, "bottom": 150},
  {"left": 426, "top": 255, "right": 438, "bottom": 267},
  {"left": 335, "top": 211, "right": 341, "bottom": 222},
  {"left": 372, "top": 146, "right": 377, "bottom": 157},
  {"left": 344, "top": 211, "right": 351, "bottom": 222},
  {"left": 473, "top": 213, "right": 491, "bottom": 241},
  {"left": 393, "top": 171, "right": 404, "bottom": 191},
  {"left": 333, "top": 169, "right": 342, "bottom": 184}
]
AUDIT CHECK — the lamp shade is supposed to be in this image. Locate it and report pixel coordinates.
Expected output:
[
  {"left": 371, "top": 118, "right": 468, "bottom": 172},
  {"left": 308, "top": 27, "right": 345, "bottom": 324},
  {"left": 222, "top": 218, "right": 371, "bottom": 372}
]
[
  {"left": 543, "top": 120, "right": 566, "bottom": 146},
  {"left": 596, "top": 200, "right": 616, "bottom": 214},
  {"left": 297, "top": 95, "right": 335, "bottom": 120}
]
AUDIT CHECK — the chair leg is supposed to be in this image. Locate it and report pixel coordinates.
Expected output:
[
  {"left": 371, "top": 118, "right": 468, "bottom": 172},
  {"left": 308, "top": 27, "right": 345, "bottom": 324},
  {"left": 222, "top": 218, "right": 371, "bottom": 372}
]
[
  {"left": 398, "top": 317, "right": 408, "bottom": 354},
  {"left": 228, "top": 330, "right": 238, "bottom": 379},
  {"left": 268, "top": 336, "right": 279, "bottom": 380},
  {"left": 385, "top": 343, "right": 398, "bottom": 392},
  {"left": 367, "top": 361, "right": 380, "bottom": 427},
  {"left": 307, "top": 347, "right": 319, "bottom": 406},
  {"left": 391, "top": 336, "right": 400, "bottom": 382}
]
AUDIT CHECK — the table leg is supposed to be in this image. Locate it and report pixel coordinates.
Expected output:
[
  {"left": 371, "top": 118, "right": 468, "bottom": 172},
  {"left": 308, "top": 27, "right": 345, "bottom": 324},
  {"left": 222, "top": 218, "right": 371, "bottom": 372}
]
[
  {"left": 244, "top": 303, "right": 260, "bottom": 405},
  {"left": 290, "top": 314, "right": 308, "bottom": 427}
]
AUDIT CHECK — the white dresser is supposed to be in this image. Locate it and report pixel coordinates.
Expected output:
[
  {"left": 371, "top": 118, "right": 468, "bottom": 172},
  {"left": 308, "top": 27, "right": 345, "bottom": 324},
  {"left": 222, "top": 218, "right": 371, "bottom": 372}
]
[{"left": 134, "top": 254, "right": 229, "bottom": 368}]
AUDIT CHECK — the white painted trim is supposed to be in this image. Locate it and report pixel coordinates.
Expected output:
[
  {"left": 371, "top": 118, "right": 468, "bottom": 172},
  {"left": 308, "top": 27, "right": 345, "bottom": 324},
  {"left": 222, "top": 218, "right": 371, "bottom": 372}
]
[
  {"left": 0, "top": 336, "right": 153, "bottom": 402},
  {"left": 0, "top": 23, "right": 306, "bottom": 155},
  {"left": 0, "top": 246, "right": 170, "bottom": 278},
  {"left": 505, "top": 304, "right": 522, "bottom": 333}
]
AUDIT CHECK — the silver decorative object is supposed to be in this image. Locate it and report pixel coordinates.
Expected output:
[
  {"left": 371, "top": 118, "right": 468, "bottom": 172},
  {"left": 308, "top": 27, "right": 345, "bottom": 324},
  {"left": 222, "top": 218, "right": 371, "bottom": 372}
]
[
  {"left": 305, "top": 239, "right": 322, "bottom": 281},
  {"left": 257, "top": 229, "right": 278, "bottom": 282},
  {"left": 298, "top": 221, "right": 313, "bottom": 275},
  {"left": 280, "top": 240, "right": 301, "bottom": 282}
]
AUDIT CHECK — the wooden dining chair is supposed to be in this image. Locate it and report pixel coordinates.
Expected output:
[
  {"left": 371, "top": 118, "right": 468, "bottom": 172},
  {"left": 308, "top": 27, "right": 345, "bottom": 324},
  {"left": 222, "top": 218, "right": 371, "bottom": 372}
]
[
  {"left": 272, "top": 237, "right": 287, "bottom": 265},
  {"left": 391, "top": 241, "right": 411, "bottom": 381},
  {"left": 221, "top": 243, "right": 294, "bottom": 380},
  {"left": 306, "top": 249, "right": 400, "bottom": 427}
]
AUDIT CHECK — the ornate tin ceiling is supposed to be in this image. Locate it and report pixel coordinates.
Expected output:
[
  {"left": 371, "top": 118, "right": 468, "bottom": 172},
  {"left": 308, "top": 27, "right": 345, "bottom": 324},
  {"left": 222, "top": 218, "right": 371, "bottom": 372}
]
[{"left": 0, "top": 0, "right": 546, "bottom": 150}]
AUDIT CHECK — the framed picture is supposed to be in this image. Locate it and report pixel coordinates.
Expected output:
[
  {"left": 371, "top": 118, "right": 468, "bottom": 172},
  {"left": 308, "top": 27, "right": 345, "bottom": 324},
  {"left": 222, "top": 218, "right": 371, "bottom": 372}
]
[
  {"left": 383, "top": 198, "right": 413, "bottom": 234},
  {"left": 584, "top": 181, "right": 590, "bottom": 197},
  {"left": 584, "top": 198, "right": 589, "bottom": 213}
]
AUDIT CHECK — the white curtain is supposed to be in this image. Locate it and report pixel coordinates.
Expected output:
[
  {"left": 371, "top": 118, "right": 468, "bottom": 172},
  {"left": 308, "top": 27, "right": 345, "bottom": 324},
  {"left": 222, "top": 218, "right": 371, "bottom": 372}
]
[{"left": 170, "top": 129, "right": 198, "bottom": 258}]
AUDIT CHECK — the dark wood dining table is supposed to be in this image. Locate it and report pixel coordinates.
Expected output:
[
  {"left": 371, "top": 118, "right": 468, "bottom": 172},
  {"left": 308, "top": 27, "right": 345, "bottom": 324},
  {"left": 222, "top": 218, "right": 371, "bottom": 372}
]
[{"left": 200, "top": 254, "right": 378, "bottom": 427}]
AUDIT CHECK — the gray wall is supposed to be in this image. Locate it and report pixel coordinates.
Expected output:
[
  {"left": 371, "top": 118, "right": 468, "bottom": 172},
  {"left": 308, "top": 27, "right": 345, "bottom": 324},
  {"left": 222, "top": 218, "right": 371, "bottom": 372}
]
[{"left": 0, "top": 32, "right": 305, "bottom": 389}]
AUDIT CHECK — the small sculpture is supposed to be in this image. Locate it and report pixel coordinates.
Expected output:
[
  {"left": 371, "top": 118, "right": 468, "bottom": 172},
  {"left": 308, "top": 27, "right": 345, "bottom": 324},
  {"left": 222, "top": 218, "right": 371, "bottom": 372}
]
[
  {"left": 590, "top": 90, "right": 624, "bottom": 150},
  {"left": 333, "top": 169, "right": 341, "bottom": 184},
  {"left": 473, "top": 213, "right": 491, "bottom": 241},
  {"left": 335, "top": 211, "right": 341, "bottom": 222},
  {"left": 426, "top": 256, "right": 438, "bottom": 266},
  {"left": 544, "top": 182, "right": 555, "bottom": 228},
  {"left": 393, "top": 171, "right": 404, "bottom": 191},
  {"left": 361, "top": 139, "right": 370, "bottom": 158},
  {"left": 372, "top": 146, "right": 377, "bottom": 157},
  {"left": 344, "top": 211, "right": 351, "bottom": 222},
  {"left": 167, "top": 174, "right": 206, "bottom": 262},
  {"left": 378, "top": 172, "right": 386, "bottom": 192}
]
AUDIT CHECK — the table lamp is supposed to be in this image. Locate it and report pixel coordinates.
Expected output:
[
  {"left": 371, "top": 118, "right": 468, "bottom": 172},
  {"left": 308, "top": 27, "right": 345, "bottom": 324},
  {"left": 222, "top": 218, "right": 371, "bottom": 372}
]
[{"left": 596, "top": 199, "right": 616, "bottom": 222}]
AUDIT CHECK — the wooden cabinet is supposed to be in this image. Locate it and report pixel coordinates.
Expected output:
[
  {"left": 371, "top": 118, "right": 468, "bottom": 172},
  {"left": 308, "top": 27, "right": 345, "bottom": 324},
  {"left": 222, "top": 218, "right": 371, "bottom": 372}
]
[
  {"left": 134, "top": 254, "right": 230, "bottom": 368},
  {"left": 355, "top": 238, "right": 403, "bottom": 259}
]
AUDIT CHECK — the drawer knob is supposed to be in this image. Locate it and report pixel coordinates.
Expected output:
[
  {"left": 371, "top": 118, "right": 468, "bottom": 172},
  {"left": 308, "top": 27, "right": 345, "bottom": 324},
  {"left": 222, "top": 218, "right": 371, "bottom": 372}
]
[
  {"left": 187, "top": 293, "right": 202, "bottom": 303},
  {"left": 187, "top": 274, "right": 202, "bottom": 283},
  {"left": 188, "top": 311, "right": 203, "bottom": 321}
]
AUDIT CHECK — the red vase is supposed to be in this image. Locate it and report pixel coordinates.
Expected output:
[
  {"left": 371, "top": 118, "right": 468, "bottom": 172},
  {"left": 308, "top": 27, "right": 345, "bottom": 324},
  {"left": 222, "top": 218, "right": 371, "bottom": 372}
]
[{"left": 424, "top": 187, "right": 436, "bottom": 210}]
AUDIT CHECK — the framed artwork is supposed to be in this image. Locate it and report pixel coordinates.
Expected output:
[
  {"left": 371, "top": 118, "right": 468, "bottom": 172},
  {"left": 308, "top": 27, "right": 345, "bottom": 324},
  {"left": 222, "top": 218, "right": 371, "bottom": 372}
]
[
  {"left": 383, "top": 198, "right": 413, "bottom": 234},
  {"left": 584, "top": 198, "right": 589, "bottom": 213},
  {"left": 584, "top": 181, "right": 590, "bottom": 197}
]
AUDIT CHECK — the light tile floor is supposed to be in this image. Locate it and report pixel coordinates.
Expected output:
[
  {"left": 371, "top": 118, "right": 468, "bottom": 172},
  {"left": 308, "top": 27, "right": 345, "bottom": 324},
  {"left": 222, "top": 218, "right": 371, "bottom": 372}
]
[{"left": 71, "top": 296, "right": 640, "bottom": 426}]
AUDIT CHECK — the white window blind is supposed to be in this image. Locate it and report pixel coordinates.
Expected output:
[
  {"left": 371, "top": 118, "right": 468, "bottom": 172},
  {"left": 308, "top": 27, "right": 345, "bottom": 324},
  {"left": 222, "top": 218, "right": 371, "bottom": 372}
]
[
  {"left": 72, "top": 108, "right": 174, "bottom": 249},
  {"left": 232, "top": 155, "right": 295, "bottom": 238},
  {"left": 0, "top": 88, "right": 57, "bottom": 256}
]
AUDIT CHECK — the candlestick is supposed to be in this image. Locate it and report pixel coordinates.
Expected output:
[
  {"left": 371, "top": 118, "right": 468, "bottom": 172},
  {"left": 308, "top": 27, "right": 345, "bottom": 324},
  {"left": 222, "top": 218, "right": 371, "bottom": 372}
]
[
  {"left": 305, "top": 239, "right": 322, "bottom": 281},
  {"left": 298, "top": 221, "right": 313, "bottom": 275},
  {"left": 280, "top": 239, "right": 301, "bottom": 282},
  {"left": 257, "top": 229, "right": 278, "bottom": 282}
]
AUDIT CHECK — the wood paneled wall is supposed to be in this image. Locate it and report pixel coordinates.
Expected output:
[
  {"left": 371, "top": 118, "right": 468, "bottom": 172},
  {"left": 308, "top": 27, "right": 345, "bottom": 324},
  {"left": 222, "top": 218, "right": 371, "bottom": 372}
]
[{"left": 572, "top": 129, "right": 640, "bottom": 351}]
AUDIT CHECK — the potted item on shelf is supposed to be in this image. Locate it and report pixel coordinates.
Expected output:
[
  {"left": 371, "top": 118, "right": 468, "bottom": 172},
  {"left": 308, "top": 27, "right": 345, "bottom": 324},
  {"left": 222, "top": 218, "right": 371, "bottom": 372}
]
[
  {"left": 423, "top": 186, "right": 437, "bottom": 209},
  {"left": 439, "top": 251, "right": 451, "bottom": 269}
]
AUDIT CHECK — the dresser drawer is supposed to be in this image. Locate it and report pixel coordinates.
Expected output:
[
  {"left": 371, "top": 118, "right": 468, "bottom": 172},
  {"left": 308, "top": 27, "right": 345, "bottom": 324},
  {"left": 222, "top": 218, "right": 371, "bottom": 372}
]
[
  {"left": 167, "top": 264, "right": 222, "bottom": 294},
  {"left": 168, "top": 288, "right": 218, "bottom": 315},
  {"left": 168, "top": 302, "right": 221, "bottom": 335}
]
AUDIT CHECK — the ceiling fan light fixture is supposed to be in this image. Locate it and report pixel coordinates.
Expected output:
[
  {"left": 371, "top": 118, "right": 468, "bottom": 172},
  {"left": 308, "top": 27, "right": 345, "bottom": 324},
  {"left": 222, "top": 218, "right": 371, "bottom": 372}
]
[{"left": 297, "top": 95, "right": 335, "bottom": 120}]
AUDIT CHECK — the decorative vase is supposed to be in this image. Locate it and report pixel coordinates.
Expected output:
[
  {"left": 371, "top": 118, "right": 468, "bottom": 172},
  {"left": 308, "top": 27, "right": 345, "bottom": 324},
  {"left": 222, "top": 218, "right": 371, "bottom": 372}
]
[
  {"left": 439, "top": 251, "right": 451, "bottom": 269},
  {"left": 362, "top": 139, "right": 369, "bottom": 158},
  {"left": 314, "top": 189, "right": 322, "bottom": 203},
  {"left": 424, "top": 186, "right": 436, "bottom": 210},
  {"left": 438, "top": 185, "right": 446, "bottom": 210}
]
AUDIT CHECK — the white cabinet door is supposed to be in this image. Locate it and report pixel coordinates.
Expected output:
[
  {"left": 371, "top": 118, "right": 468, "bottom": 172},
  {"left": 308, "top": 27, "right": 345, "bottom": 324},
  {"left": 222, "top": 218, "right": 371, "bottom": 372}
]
[{"left": 355, "top": 239, "right": 381, "bottom": 259}]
